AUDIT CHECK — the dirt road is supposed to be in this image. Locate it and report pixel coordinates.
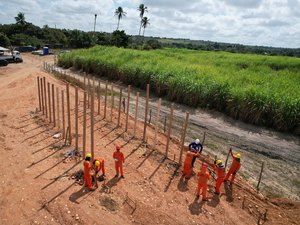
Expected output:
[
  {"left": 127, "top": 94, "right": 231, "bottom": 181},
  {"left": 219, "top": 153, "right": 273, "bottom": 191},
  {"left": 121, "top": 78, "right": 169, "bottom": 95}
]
[{"left": 0, "top": 54, "right": 299, "bottom": 225}]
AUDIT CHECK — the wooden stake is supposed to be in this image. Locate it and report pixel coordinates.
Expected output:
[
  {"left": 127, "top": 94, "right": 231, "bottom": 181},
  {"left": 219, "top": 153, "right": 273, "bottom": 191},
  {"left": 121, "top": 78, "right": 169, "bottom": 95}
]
[
  {"left": 75, "top": 87, "right": 79, "bottom": 150},
  {"left": 125, "top": 85, "right": 131, "bottom": 131},
  {"left": 154, "top": 98, "right": 161, "bottom": 147},
  {"left": 165, "top": 103, "right": 174, "bottom": 158},
  {"left": 66, "top": 83, "right": 72, "bottom": 145},
  {"left": 52, "top": 84, "right": 56, "bottom": 127},
  {"left": 84, "top": 73, "right": 86, "bottom": 89},
  {"left": 87, "top": 76, "right": 90, "bottom": 109},
  {"left": 62, "top": 90, "right": 65, "bottom": 138},
  {"left": 47, "top": 82, "right": 52, "bottom": 123},
  {"left": 148, "top": 109, "right": 152, "bottom": 124},
  {"left": 91, "top": 88, "right": 95, "bottom": 161},
  {"left": 143, "top": 84, "right": 150, "bottom": 142},
  {"left": 37, "top": 76, "right": 41, "bottom": 111},
  {"left": 40, "top": 78, "right": 44, "bottom": 115},
  {"left": 163, "top": 115, "right": 167, "bottom": 133},
  {"left": 133, "top": 92, "right": 139, "bottom": 137},
  {"left": 257, "top": 162, "right": 264, "bottom": 191},
  {"left": 110, "top": 83, "right": 114, "bottom": 121},
  {"left": 104, "top": 80, "right": 108, "bottom": 119},
  {"left": 64, "top": 126, "right": 69, "bottom": 146},
  {"left": 117, "top": 88, "right": 123, "bottom": 127},
  {"left": 83, "top": 91, "right": 87, "bottom": 158},
  {"left": 97, "top": 80, "right": 101, "bottom": 115},
  {"left": 179, "top": 112, "right": 189, "bottom": 165},
  {"left": 225, "top": 148, "right": 232, "bottom": 169},
  {"left": 56, "top": 87, "right": 60, "bottom": 129}
]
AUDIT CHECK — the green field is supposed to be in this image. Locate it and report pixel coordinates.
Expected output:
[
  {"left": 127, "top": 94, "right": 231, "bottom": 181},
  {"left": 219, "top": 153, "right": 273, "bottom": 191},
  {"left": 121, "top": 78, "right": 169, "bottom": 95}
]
[{"left": 58, "top": 46, "right": 300, "bottom": 135}]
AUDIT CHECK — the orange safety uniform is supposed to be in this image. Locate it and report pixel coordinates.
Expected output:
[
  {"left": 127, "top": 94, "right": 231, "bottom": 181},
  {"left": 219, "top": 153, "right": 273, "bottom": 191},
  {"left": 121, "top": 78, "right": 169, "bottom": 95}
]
[
  {"left": 224, "top": 153, "right": 241, "bottom": 184},
  {"left": 214, "top": 164, "right": 225, "bottom": 194},
  {"left": 93, "top": 157, "right": 105, "bottom": 175},
  {"left": 197, "top": 168, "right": 210, "bottom": 200},
  {"left": 183, "top": 152, "right": 197, "bottom": 178},
  {"left": 113, "top": 150, "right": 125, "bottom": 176},
  {"left": 83, "top": 160, "right": 93, "bottom": 190}
]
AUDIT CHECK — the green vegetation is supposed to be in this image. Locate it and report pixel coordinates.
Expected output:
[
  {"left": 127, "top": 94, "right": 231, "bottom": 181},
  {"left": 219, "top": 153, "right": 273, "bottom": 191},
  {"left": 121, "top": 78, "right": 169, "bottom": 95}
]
[{"left": 58, "top": 46, "right": 300, "bottom": 135}]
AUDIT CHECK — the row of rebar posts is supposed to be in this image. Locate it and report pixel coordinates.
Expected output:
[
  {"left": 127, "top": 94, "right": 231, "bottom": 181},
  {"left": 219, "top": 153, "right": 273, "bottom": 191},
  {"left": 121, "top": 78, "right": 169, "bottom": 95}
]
[
  {"left": 39, "top": 62, "right": 268, "bottom": 224},
  {"left": 39, "top": 62, "right": 190, "bottom": 164}
]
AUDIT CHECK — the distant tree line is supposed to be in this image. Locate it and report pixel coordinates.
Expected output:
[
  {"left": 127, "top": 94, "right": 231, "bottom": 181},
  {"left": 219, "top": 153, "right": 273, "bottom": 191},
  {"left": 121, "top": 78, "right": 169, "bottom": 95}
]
[
  {"left": 157, "top": 38, "right": 300, "bottom": 57},
  {"left": 0, "top": 12, "right": 299, "bottom": 57}
]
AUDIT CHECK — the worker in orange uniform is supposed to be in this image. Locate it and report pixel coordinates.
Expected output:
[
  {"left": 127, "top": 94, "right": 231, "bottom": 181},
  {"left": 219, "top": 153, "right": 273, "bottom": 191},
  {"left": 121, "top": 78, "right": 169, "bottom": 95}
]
[
  {"left": 83, "top": 153, "right": 94, "bottom": 191},
  {"left": 214, "top": 159, "right": 225, "bottom": 195},
  {"left": 183, "top": 151, "right": 198, "bottom": 179},
  {"left": 196, "top": 162, "right": 211, "bottom": 201},
  {"left": 224, "top": 149, "right": 241, "bottom": 185},
  {"left": 93, "top": 157, "right": 106, "bottom": 177},
  {"left": 113, "top": 145, "right": 125, "bottom": 178}
]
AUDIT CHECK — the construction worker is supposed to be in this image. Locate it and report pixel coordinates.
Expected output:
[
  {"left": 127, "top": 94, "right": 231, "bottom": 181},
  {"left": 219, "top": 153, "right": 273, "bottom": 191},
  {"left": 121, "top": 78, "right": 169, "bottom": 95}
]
[
  {"left": 188, "top": 139, "right": 203, "bottom": 167},
  {"left": 214, "top": 159, "right": 225, "bottom": 195},
  {"left": 224, "top": 149, "right": 241, "bottom": 185},
  {"left": 183, "top": 151, "right": 198, "bottom": 179},
  {"left": 93, "top": 157, "right": 106, "bottom": 177},
  {"left": 113, "top": 145, "right": 125, "bottom": 178},
  {"left": 196, "top": 162, "right": 211, "bottom": 201},
  {"left": 83, "top": 153, "right": 94, "bottom": 191}
]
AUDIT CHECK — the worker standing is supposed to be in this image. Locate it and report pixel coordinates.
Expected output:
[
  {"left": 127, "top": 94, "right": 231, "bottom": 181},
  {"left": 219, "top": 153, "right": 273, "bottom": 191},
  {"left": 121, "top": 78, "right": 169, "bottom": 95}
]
[
  {"left": 188, "top": 139, "right": 203, "bottom": 167},
  {"left": 93, "top": 157, "right": 106, "bottom": 177},
  {"left": 113, "top": 145, "right": 125, "bottom": 178},
  {"left": 83, "top": 153, "right": 94, "bottom": 191},
  {"left": 183, "top": 151, "right": 198, "bottom": 179},
  {"left": 196, "top": 162, "right": 211, "bottom": 201},
  {"left": 224, "top": 149, "right": 241, "bottom": 185},
  {"left": 214, "top": 159, "right": 225, "bottom": 195}
]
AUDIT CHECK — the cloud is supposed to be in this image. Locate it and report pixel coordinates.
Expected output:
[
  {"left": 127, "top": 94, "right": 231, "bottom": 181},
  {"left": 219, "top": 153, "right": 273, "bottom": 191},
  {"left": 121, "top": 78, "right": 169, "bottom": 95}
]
[
  {"left": 221, "top": 0, "right": 262, "bottom": 8},
  {"left": 0, "top": 0, "right": 299, "bottom": 48}
]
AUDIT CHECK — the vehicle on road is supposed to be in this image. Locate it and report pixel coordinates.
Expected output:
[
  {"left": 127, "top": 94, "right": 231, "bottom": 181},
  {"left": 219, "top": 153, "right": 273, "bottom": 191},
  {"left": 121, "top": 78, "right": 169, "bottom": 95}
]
[{"left": 0, "top": 47, "right": 23, "bottom": 63}]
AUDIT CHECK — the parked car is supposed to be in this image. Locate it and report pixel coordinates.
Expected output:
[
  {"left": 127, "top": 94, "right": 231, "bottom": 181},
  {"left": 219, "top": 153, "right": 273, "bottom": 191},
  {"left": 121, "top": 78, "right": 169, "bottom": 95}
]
[
  {"left": 0, "top": 59, "right": 8, "bottom": 67},
  {"left": 0, "top": 50, "right": 23, "bottom": 63}
]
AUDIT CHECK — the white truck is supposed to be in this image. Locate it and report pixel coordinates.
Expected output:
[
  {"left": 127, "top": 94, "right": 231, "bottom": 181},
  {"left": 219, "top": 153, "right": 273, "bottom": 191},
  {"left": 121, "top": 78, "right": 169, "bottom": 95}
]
[{"left": 0, "top": 47, "right": 23, "bottom": 63}]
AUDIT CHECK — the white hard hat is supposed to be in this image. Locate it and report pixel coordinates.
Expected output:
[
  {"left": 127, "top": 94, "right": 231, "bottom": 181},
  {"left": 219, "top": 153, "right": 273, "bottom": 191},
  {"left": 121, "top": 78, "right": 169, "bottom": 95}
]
[{"left": 195, "top": 139, "right": 200, "bottom": 144}]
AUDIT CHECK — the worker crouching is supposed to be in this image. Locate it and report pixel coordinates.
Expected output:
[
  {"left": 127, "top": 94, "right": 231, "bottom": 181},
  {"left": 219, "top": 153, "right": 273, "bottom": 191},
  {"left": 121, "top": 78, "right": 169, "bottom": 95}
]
[
  {"left": 93, "top": 157, "right": 106, "bottom": 177},
  {"left": 196, "top": 162, "right": 211, "bottom": 201},
  {"left": 113, "top": 145, "right": 125, "bottom": 178}
]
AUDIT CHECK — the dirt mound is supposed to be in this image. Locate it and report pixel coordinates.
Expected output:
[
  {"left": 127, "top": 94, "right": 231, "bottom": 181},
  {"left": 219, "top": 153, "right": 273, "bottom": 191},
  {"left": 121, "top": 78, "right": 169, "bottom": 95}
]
[{"left": 99, "top": 193, "right": 122, "bottom": 212}]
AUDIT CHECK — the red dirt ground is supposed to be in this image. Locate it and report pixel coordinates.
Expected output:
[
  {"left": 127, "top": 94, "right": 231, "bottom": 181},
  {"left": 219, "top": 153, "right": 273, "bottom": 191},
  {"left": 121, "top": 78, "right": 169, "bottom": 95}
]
[{"left": 0, "top": 54, "right": 299, "bottom": 225}]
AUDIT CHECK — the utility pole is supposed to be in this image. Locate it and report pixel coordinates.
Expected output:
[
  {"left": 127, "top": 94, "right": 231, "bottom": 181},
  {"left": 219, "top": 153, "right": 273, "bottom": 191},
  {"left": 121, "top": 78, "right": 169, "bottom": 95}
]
[
  {"left": 94, "top": 14, "right": 97, "bottom": 33},
  {"left": 93, "top": 14, "right": 97, "bottom": 44}
]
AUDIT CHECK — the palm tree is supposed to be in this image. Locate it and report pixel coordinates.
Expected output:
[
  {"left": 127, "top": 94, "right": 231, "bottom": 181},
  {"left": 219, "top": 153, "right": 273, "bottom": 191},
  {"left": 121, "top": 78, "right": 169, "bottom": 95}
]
[
  {"left": 141, "top": 17, "right": 150, "bottom": 36},
  {"left": 15, "top": 12, "right": 26, "bottom": 25},
  {"left": 138, "top": 4, "right": 148, "bottom": 36},
  {"left": 115, "top": 7, "right": 126, "bottom": 30}
]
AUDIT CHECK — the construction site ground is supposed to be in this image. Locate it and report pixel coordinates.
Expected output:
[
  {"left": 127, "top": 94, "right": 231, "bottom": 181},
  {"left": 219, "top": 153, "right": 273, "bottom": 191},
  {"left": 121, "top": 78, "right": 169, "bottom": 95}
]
[{"left": 0, "top": 54, "right": 299, "bottom": 225}]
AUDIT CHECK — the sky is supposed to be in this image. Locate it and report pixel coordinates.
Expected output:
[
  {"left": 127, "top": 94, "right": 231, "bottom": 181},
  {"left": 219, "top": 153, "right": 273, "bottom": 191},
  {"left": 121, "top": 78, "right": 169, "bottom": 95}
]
[{"left": 0, "top": 0, "right": 300, "bottom": 48}]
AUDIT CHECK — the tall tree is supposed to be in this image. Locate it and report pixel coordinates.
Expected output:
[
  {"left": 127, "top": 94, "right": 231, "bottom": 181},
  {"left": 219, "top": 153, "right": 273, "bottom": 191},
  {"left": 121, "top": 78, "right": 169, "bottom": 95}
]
[
  {"left": 138, "top": 4, "right": 148, "bottom": 36},
  {"left": 141, "top": 17, "right": 150, "bottom": 36},
  {"left": 115, "top": 7, "right": 126, "bottom": 30},
  {"left": 15, "top": 12, "right": 26, "bottom": 25}
]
